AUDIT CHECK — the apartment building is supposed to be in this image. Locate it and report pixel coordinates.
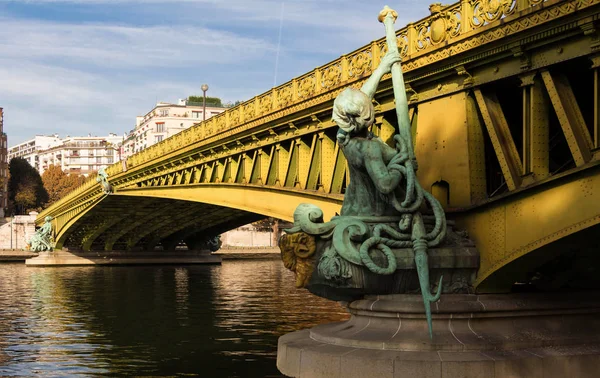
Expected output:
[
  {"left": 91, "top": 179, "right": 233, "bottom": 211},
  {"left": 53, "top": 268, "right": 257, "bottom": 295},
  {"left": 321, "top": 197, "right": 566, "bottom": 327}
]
[
  {"left": 8, "top": 135, "right": 63, "bottom": 171},
  {"left": 8, "top": 134, "right": 122, "bottom": 177},
  {"left": 37, "top": 134, "right": 122, "bottom": 176},
  {"left": 122, "top": 99, "right": 226, "bottom": 158},
  {"left": 0, "top": 108, "right": 7, "bottom": 216}
]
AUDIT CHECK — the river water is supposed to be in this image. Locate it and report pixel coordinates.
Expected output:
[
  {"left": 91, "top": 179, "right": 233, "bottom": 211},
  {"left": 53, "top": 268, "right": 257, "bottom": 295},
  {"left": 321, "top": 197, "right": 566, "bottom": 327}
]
[{"left": 0, "top": 260, "right": 349, "bottom": 377}]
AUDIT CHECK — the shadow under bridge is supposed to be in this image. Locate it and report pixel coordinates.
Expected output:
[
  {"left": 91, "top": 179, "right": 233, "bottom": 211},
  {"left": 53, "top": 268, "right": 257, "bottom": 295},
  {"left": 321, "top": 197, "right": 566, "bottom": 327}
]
[{"left": 55, "top": 184, "right": 343, "bottom": 252}]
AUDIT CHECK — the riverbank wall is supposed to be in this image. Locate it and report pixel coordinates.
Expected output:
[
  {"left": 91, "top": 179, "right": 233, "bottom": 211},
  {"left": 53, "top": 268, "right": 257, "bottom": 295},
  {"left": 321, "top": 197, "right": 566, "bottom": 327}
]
[
  {"left": 213, "top": 247, "right": 280, "bottom": 260},
  {"left": 0, "top": 212, "right": 37, "bottom": 250},
  {"left": 0, "top": 250, "right": 38, "bottom": 261}
]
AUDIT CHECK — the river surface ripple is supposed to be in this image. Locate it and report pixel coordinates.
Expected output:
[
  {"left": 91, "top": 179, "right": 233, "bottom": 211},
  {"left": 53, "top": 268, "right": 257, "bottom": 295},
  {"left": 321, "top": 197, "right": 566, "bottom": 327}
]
[{"left": 0, "top": 260, "right": 349, "bottom": 377}]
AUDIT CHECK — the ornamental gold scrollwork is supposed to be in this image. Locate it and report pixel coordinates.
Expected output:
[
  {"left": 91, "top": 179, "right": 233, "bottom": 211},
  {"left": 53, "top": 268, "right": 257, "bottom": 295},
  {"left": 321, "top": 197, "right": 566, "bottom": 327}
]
[
  {"left": 229, "top": 109, "right": 240, "bottom": 125},
  {"left": 277, "top": 85, "right": 293, "bottom": 108},
  {"left": 348, "top": 51, "right": 372, "bottom": 78},
  {"left": 244, "top": 102, "right": 255, "bottom": 120},
  {"left": 215, "top": 115, "right": 226, "bottom": 131},
  {"left": 415, "top": 4, "right": 461, "bottom": 51},
  {"left": 321, "top": 64, "right": 342, "bottom": 89},
  {"left": 206, "top": 119, "right": 214, "bottom": 135},
  {"left": 193, "top": 126, "right": 202, "bottom": 140},
  {"left": 471, "top": 0, "right": 516, "bottom": 29},
  {"left": 181, "top": 130, "right": 190, "bottom": 143},
  {"left": 379, "top": 34, "right": 407, "bottom": 58},
  {"left": 260, "top": 95, "right": 272, "bottom": 115},
  {"left": 279, "top": 231, "right": 317, "bottom": 288},
  {"left": 297, "top": 75, "right": 315, "bottom": 99}
]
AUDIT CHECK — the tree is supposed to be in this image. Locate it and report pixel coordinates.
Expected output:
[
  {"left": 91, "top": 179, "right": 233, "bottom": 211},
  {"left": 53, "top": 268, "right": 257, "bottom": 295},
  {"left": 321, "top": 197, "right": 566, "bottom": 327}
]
[
  {"left": 187, "top": 95, "right": 223, "bottom": 107},
  {"left": 7, "top": 157, "right": 48, "bottom": 215},
  {"left": 252, "top": 217, "right": 275, "bottom": 232},
  {"left": 42, "top": 164, "right": 86, "bottom": 206}
]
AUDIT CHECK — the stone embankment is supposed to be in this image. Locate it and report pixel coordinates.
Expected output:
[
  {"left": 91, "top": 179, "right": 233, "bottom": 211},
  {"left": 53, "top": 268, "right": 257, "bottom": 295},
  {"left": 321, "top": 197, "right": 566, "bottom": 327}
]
[
  {"left": 213, "top": 247, "right": 280, "bottom": 260},
  {"left": 0, "top": 213, "right": 37, "bottom": 250},
  {"left": 0, "top": 250, "right": 38, "bottom": 262}
]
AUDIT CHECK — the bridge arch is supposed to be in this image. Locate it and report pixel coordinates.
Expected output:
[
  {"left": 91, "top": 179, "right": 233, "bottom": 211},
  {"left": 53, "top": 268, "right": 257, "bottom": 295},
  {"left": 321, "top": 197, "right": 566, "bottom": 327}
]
[{"left": 55, "top": 183, "right": 342, "bottom": 252}]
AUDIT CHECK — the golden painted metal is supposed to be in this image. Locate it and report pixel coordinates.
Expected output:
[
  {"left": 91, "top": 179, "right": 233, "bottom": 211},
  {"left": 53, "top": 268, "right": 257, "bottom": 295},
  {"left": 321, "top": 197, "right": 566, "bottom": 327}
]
[
  {"left": 474, "top": 89, "right": 523, "bottom": 191},
  {"left": 591, "top": 54, "right": 600, "bottom": 150},
  {"left": 520, "top": 73, "right": 549, "bottom": 181},
  {"left": 416, "top": 93, "right": 483, "bottom": 207},
  {"left": 457, "top": 162, "right": 600, "bottom": 291},
  {"left": 541, "top": 70, "right": 593, "bottom": 166},
  {"left": 117, "top": 184, "right": 342, "bottom": 223}
]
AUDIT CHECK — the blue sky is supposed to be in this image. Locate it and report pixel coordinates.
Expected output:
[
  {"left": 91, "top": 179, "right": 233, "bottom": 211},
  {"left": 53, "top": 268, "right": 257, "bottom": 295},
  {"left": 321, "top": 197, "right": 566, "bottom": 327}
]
[{"left": 0, "top": 0, "right": 428, "bottom": 145}]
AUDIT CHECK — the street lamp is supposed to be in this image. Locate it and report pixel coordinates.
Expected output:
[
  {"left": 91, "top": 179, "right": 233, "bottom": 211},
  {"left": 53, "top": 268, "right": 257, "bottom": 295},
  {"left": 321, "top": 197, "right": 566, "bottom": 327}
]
[{"left": 201, "top": 84, "right": 209, "bottom": 121}]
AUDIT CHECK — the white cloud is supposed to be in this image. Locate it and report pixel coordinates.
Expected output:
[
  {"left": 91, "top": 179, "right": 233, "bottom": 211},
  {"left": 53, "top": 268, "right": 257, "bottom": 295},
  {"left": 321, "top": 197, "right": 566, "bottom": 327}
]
[
  {"left": 0, "top": 18, "right": 274, "bottom": 69},
  {"left": 0, "top": 0, "right": 432, "bottom": 145}
]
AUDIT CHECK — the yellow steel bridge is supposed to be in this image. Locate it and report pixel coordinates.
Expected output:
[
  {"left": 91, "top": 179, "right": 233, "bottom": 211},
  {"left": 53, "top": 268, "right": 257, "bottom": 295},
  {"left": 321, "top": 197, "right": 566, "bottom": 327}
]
[{"left": 38, "top": 0, "right": 600, "bottom": 291}]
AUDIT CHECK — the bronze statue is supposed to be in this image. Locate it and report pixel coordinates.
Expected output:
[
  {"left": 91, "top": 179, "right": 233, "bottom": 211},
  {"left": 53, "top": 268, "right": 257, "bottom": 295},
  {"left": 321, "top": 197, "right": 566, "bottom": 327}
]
[
  {"left": 27, "top": 216, "right": 54, "bottom": 252},
  {"left": 280, "top": 7, "right": 451, "bottom": 337}
]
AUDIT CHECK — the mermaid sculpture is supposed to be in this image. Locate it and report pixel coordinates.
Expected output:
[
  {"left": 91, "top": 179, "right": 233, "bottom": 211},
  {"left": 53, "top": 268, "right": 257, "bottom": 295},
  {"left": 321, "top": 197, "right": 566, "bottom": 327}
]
[
  {"left": 27, "top": 216, "right": 54, "bottom": 252},
  {"left": 280, "top": 7, "right": 452, "bottom": 337}
]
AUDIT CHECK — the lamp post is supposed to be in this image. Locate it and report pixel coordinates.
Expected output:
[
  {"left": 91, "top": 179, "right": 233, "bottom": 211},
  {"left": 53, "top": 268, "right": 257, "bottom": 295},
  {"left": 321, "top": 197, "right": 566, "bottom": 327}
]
[{"left": 201, "top": 84, "right": 209, "bottom": 121}]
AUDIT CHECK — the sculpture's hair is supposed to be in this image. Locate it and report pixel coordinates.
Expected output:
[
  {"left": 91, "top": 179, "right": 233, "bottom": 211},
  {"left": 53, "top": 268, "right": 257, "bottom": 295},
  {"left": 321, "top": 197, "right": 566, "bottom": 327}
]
[{"left": 332, "top": 87, "right": 374, "bottom": 138}]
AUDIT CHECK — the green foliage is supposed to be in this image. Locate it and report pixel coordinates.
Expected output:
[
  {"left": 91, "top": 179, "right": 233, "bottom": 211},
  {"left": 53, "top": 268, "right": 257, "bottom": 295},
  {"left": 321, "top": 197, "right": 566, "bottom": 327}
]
[
  {"left": 252, "top": 217, "right": 275, "bottom": 232},
  {"left": 7, "top": 157, "right": 48, "bottom": 215},
  {"left": 42, "top": 164, "right": 86, "bottom": 206},
  {"left": 187, "top": 95, "right": 222, "bottom": 107}
]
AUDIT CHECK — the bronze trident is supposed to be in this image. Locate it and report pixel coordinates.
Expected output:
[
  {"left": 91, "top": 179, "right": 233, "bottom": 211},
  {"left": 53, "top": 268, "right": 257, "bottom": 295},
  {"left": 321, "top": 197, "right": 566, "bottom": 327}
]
[{"left": 379, "top": 5, "right": 444, "bottom": 339}]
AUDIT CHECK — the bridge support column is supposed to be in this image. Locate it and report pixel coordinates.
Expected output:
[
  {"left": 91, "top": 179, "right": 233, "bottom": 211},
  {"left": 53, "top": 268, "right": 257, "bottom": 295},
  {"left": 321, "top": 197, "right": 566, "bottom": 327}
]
[{"left": 277, "top": 292, "right": 600, "bottom": 377}]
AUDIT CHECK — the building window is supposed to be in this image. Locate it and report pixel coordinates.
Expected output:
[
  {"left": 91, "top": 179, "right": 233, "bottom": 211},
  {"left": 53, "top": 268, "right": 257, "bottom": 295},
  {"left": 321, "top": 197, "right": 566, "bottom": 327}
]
[
  {"left": 155, "top": 135, "right": 163, "bottom": 143},
  {"left": 107, "top": 157, "right": 114, "bottom": 164},
  {"left": 156, "top": 123, "right": 165, "bottom": 132},
  {"left": 192, "top": 111, "right": 202, "bottom": 118},
  {"left": 96, "top": 157, "right": 102, "bottom": 163},
  {"left": 159, "top": 109, "right": 169, "bottom": 117}
]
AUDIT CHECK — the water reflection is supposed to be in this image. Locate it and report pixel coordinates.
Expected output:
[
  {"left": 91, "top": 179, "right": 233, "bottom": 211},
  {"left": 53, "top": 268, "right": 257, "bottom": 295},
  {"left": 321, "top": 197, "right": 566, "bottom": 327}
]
[{"left": 0, "top": 261, "right": 348, "bottom": 377}]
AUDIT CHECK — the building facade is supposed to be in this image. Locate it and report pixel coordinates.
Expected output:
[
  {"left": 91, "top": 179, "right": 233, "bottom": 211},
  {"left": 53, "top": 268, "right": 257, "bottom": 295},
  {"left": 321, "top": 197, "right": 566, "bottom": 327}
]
[
  {"left": 122, "top": 100, "right": 226, "bottom": 158},
  {"left": 8, "top": 135, "right": 63, "bottom": 171},
  {"left": 0, "top": 108, "right": 7, "bottom": 217},
  {"left": 8, "top": 134, "right": 121, "bottom": 177},
  {"left": 37, "top": 134, "right": 122, "bottom": 176}
]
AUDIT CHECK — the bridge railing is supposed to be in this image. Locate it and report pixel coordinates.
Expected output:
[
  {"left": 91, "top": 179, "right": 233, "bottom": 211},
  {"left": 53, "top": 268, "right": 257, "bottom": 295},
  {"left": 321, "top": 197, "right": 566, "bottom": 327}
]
[{"left": 124, "top": 0, "right": 548, "bottom": 171}]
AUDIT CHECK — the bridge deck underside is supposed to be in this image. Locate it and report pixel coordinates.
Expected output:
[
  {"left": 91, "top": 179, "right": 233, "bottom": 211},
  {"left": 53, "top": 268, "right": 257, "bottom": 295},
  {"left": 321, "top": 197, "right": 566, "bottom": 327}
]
[
  {"left": 479, "top": 222, "right": 600, "bottom": 292},
  {"left": 61, "top": 195, "right": 262, "bottom": 251}
]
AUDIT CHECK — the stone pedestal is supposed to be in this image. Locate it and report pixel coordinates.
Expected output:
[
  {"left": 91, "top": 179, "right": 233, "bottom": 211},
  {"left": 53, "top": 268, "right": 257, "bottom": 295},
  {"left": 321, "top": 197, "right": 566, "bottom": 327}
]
[
  {"left": 26, "top": 250, "right": 222, "bottom": 266},
  {"left": 277, "top": 292, "right": 600, "bottom": 377}
]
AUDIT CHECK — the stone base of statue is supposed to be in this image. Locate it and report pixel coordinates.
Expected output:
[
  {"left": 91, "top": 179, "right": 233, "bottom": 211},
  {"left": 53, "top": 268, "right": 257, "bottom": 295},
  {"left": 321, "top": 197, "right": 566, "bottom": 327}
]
[
  {"left": 25, "top": 250, "right": 222, "bottom": 266},
  {"left": 277, "top": 291, "right": 600, "bottom": 377}
]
